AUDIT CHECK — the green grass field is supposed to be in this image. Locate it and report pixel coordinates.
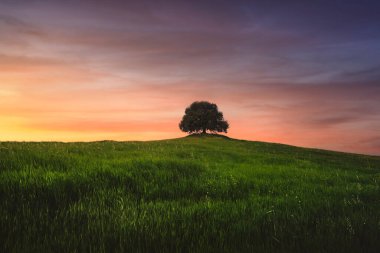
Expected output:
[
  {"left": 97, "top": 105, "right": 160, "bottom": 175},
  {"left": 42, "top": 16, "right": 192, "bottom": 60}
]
[{"left": 0, "top": 135, "right": 379, "bottom": 252}]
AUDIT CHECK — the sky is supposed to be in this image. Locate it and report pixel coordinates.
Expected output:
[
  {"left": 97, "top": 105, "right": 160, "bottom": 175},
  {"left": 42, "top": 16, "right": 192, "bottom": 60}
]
[{"left": 0, "top": 0, "right": 380, "bottom": 155}]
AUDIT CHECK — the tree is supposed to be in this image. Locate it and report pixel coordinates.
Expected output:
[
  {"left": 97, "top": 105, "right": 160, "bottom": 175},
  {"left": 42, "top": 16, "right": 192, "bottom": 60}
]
[{"left": 179, "top": 101, "right": 229, "bottom": 134}]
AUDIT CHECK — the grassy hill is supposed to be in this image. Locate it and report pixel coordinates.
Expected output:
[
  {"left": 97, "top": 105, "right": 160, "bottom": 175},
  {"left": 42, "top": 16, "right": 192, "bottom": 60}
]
[{"left": 0, "top": 135, "right": 379, "bottom": 252}]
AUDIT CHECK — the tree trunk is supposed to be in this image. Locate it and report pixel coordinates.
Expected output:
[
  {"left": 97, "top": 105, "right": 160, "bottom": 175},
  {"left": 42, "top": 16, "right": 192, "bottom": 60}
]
[{"left": 202, "top": 128, "right": 206, "bottom": 134}]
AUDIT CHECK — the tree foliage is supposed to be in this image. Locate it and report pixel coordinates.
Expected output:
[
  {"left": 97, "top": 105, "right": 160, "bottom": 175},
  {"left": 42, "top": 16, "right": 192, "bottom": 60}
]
[{"left": 179, "top": 101, "right": 229, "bottom": 134}]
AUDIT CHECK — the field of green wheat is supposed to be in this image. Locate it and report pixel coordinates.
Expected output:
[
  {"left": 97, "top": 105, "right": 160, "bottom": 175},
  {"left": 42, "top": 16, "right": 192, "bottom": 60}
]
[{"left": 0, "top": 135, "right": 379, "bottom": 252}]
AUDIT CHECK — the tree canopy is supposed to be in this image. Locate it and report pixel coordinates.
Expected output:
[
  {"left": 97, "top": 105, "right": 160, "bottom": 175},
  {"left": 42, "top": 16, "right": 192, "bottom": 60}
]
[{"left": 179, "top": 101, "right": 229, "bottom": 134}]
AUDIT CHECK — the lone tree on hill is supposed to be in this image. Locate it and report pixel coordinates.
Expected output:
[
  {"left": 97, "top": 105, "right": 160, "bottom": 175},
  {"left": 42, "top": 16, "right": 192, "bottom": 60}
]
[{"left": 179, "top": 101, "right": 229, "bottom": 134}]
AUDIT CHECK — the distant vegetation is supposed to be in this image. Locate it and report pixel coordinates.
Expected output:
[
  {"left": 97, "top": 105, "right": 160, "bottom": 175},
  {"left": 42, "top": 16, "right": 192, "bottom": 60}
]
[
  {"left": 179, "top": 101, "right": 229, "bottom": 134},
  {"left": 0, "top": 135, "right": 379, "bottom": 252}
]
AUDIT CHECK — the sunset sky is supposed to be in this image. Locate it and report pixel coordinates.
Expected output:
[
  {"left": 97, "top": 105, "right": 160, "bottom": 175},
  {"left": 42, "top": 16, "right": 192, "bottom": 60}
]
[{"left": 1, "top": 0, "right": 380, "bottom": 155}]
